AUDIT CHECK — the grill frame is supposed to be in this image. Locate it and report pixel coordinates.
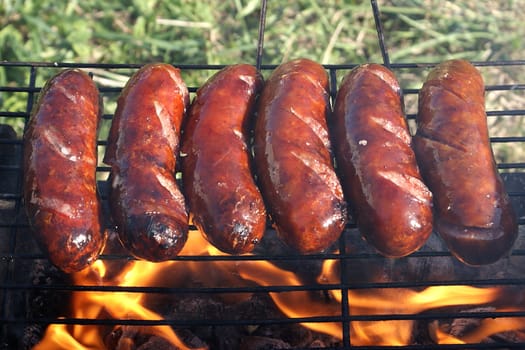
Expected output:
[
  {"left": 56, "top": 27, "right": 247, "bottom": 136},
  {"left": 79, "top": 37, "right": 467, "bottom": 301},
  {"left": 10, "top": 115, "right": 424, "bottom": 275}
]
[{"left": 2, "top": 1, "right": 525, "bottom": 349}]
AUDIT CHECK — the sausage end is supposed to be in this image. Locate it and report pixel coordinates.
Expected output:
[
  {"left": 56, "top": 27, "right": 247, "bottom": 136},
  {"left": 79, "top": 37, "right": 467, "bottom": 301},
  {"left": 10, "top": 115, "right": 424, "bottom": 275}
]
[
  {"left": 118, "top": 214, "right": 189, "bottom": 261},
  {"left": 436, "top": 208, "right": 518, "bottom": 266}
]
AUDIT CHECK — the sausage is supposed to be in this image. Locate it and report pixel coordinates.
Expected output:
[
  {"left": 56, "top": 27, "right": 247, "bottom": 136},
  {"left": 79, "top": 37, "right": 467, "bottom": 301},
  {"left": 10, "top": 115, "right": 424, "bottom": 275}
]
[
  {"left": 413, "top": 59, "right": 518, "bottom": 265},
  {"left": 181, "top": 64, "right": 266, "bottom": 254},
  {"left": 332, "top": 64, "right": 433, "bottom": 258},
  {"left": 104, "top": 63, "right": 189, "bottom": 261},
  {"left": 23, "top": 69, "right": 106, "bottom": 273},
  {"left": 253, "top": 58, "right": 347, "bottom": 253}
]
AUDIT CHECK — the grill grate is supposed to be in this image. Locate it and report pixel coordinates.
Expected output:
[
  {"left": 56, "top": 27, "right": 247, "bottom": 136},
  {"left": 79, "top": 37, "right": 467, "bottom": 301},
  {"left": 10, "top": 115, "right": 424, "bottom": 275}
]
[{"left": 2, "top": 1, "right": 525, "bottom": 349}]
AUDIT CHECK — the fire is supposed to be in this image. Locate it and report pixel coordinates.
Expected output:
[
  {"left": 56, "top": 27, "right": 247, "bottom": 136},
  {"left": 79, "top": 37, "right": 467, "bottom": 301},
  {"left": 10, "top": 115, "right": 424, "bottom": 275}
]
[
  {"left": 429, "top": 308, "right": 525, "bottom": 344},
  {"left": 33, "top": 232, "right": 524, "bottom": 349},
  {"left": 324, "top": 257, "right": 524, "bottom": 345},
  {"left": 33, "top": 232, "right": 216, "bottom": 350},
  {"left": 238, "top": 256, "right": 525, "bottom": 346},
  {"left": 237, "top": 259, "right": 342, "bottom": 339}
]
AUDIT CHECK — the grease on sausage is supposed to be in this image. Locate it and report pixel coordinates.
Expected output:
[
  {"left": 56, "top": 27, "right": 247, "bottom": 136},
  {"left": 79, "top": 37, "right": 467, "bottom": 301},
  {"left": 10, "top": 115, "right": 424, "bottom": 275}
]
[
  {"left": 413, "top": 59, "right": 518, "bottom": 265},
  {"left": 181, "top": 64, "right": 266, "bottom": 254},
  {"left": 104, "top": 63, "right": 189, "bottom": 261},
  {"left": 23, "top": 69, "right": 106, "bottom": 273},
  {"left": 332, "top": 63, "right": 433, "bottom": 258},
  {"left": 254, "top": 58, "right": 347, "bottom": 253}
]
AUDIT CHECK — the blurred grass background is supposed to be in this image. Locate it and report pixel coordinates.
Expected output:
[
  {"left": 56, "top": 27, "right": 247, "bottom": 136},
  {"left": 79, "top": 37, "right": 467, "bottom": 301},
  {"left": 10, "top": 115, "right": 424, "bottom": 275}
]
[
  {"left": 1, "top": 0, "right": 525, "bottom": 163},
  {"left": 2, "top": 0, "right": 524, "bottom": 66}
]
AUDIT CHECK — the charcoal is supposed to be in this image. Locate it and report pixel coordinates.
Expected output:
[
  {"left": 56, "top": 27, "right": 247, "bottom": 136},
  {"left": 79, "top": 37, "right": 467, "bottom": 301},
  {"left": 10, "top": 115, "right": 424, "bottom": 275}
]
[
  {"left": 228, "top": 293, "right": 282, "bottom": 321},
  {"left": 20, "top": 260, "right": 69, "bottom": 350},
  {"left": 172, "top": 294, "right": 225, "bottom": 321},
  {"left": 491, "top": 330, "right": 525, "bottom": 344},
  {"left": 167, "top": 291, "right": 344, "bottom": 349},
  {"left": 238, "top": 335, "right": 291, "bottom": 350},
  {"left": 210, "top": 326, "right": 242, "bottom": 350},
  {"left": 19, "top": 324, "right": 44, "bottom": 350},
  {"left": 448, "top": 308, "right": 494, "bottom": 338},
  {"left": 105, "top": 326, "right": 206, "bottom": 350},
  {"left": 135, "top": 337, "right": 179, "bottom": 350},
  {"left": 428, "top": 306, "right": 525, "bottom": 347},
  {"left": 174, "top": 329, "right": 208, "bottom": 349},
  {"left": 105, "top": 326, "right": 174, "bottom": 350},
  {"left": 252, "top": 322, "right": 312, "bottom": 347},
  {"left": 307, "top": 339, "right": 329, "bottom": 348}
]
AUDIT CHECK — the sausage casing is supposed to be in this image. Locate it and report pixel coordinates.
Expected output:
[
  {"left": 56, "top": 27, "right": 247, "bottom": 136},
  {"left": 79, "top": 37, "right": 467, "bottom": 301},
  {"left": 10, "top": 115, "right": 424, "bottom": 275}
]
[
  {"left": 254, "top": 58, "right": 347, "bottom": 253},
  {"left": 23, "top": 69, "right": 106, "bottom": 273},
  {"left": 104, "top": 63, "right": 189, "bottom": 261},
  {"left": 332, "top": 64, "right": 433, "bottom": 257},
  {"left": 181, "top": 64, "right": 266, "bottom": 254},
  {"left": 413, "top": 59, "right": 518, "bottom": 265}
]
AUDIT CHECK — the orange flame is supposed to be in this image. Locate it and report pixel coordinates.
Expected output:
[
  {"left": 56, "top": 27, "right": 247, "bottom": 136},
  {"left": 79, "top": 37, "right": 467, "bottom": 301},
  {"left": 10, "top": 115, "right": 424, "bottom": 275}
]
[
  {"left": 239, "top": 256, "right": 525, "bottom": 346},
  {"left": 33, "top": 233, "right": 525, "bottom": 349},
  {"left": 33, "top": 232, "right": 215, "bottom": 350},
  {"left": 237, "top": 259, "right": 342, "bottom": 339},
  {"left": 429, "top": 308, "right": 525, "bottom": 344}
]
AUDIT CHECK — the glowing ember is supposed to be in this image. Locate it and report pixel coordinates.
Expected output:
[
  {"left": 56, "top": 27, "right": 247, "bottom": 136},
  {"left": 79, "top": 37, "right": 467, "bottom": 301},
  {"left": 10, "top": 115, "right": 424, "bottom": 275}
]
[
  {"left": 32, "top": 232, "right": 525, "bottom": 349},
  {"left": 315, "top": 256, "right": 524, "bottom": 345},
  {"left": 429, "top": 308, "right": 525, "bottom": 344},
  {"left": 33, "top": 232, "right": 215, "bottom": 350},
  {"left": 237, "top": 259, "right": 342, "bottom": 339},
  {"left": 238, "top": 257, "right": 517, "bottom": 346}
]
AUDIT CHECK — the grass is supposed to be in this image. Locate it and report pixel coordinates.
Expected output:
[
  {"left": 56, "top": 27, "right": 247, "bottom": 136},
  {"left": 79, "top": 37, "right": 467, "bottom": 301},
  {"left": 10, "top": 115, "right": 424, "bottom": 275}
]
[
  {"left": 1, "top": 0, "right": 525, "bottom": 163},
  {"left": 2, "top": 1, "right": 522, "bottom": 72},
  {"left": 381, "top": 1, "right": 525, "bottom": 63}
]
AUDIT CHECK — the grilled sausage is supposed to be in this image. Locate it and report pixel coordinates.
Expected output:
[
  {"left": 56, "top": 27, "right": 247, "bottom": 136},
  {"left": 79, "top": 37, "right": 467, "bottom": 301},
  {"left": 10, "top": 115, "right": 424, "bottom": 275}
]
[
  {"left": 413, "top": 59, "right": 518, "bottom": 265},
  {"left": 253, "top": 58, "right": 347, "bottom": 253},
  {"left": 181, "top": 64, "right": 266, "bottom": 254},
  {"left": 23, "top": 69, "right": 106, "bottom": 273},
  {"left": 104, "top": 63, "right": 189, "bottom": 261},
  {"left": 332, "top": 64, "right": 433, "bottom": 258}
]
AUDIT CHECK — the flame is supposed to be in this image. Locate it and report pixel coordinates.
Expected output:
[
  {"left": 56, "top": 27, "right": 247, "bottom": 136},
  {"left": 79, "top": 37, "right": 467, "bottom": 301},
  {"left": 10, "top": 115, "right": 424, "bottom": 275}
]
[
  {"left": 239, "top": 256, "right": 525, "bottom": 346},
  {"left": 33, "top": 232, "right": 215, "bottom": 350},
  {"left": 237, "top": 259, "right": 342, "bottom": 339},
  {"left": 322, "top": 257, "right": 524, "bottom": 345},
  {"left": 34, "top": 233, "right": 525, "bottom": 349},
  {"left": 429, "top": 308, "right": 525, "bottom": 344}
]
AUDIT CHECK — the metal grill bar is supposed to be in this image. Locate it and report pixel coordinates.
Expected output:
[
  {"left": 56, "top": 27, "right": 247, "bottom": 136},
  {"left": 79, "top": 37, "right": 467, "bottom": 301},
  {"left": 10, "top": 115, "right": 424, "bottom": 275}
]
[
  {"left": 255, "top": 0, "right": 268, "bottom": 70},
  {"left": 1, "top": 1, "right": 525, "bottom": 349},
  {"left": 0, "top": 274, "right": 522, "bottom": 288},
  {"left": 2, "top": 309, "right": 524, "bottom": 327},
  {"left": 3, "top": 245, "right": 525, "bottom": 263},
  {"left": 371, "top": 0, "right": 391, "bottom": 68},
  {"left": 3, "top": 60, "right": 525, "bottom": 70}
]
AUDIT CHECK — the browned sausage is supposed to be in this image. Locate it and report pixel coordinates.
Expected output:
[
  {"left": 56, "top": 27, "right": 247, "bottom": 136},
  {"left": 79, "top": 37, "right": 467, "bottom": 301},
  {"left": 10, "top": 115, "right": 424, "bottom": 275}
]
[
  {"left": 332, "top": 63, "right": 433, "bottom": 258},
  {"left": 181, "top": 64, "right": 266, "bottom": 254},
  {"left": 23, "top": 69, "right": 106, "bottom": 273},
  {"left": 253, "top": 58, "right": 347, "bottom": 253},
  {"left": 413, "top": 59, "right": 518, "bottom": 265},
  {"left": 104, "top": 63, "right": 189, "bottom": 261}
]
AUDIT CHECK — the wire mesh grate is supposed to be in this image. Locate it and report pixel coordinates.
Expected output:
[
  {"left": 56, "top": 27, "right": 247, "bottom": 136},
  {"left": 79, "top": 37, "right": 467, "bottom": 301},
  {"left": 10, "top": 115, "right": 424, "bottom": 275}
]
[{"left": 1, "top": 1, "right": 525, "bottom": 349}]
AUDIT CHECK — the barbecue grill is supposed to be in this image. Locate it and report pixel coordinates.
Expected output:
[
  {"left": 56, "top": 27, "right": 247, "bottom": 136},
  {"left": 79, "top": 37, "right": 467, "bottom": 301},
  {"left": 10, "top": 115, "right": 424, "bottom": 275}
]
[{"left": 2, "top": 1, "right": 525, "bottom": 349}]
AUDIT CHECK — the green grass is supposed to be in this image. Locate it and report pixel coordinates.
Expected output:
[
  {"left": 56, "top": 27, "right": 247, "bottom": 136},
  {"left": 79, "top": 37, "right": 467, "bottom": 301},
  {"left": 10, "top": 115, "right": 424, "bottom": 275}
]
[
  {"left": 1, "top": 0, "right": 525, "bottom": 164},
  {"left": 2, "top": 1, "right": 523, "bottom": 75}
]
